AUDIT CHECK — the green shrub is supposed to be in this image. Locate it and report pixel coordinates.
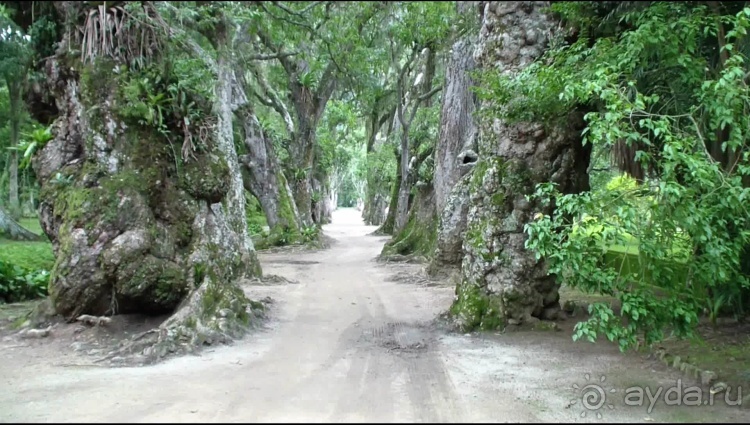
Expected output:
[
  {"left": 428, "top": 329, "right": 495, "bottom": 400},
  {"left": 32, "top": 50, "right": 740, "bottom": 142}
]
[
  {"left": 0, "top": 260, "right": 49, "bottom": 303},
  {"left": 301, "top": 225, "right": 320, "bottom": 243}
]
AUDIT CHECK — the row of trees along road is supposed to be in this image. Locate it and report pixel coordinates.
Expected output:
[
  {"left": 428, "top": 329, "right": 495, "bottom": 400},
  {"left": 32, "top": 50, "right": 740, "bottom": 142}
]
[{"left": 2, "top": 1, "right": 750, "bottom": 361}]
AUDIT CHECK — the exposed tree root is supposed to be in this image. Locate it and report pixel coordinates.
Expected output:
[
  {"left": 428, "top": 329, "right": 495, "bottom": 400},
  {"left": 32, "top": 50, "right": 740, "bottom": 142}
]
[
  {"left": 244, "top": 274, "right": 299, "bottom": 286},
  {"left": 94, "top": 278, "right": 270, "bottom": 367},
  {"left": 0, "top": 208, "right": 41, "bottom": 241},
  {"left": 376, "top": 253, "right": 428, "bottom": 264},
  {"left": 76, "top": 315, "right": 112, "bottom": 326}
]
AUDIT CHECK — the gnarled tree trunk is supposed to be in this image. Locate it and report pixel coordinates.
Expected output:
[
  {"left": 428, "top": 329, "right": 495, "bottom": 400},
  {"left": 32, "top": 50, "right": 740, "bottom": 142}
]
[
  {"left": 320, "top": 180, "right": 334, "bottom": 224},
  {"left": 451, "top": 1, "right": 591, "bottom": 331},
  {"left": 364, "top": 193, "right": 388, "bottom": 226},
  {"left": 310, "top": 176, "right": 323, "bottom": 225},
  {"left": 393, "top": 46, "right": 439, "bottom": 233},
  {"left": 363, "top": 133, "right": 393, "bottom": 227},
  {"left": 30, "top": 2, "right": 262, "bottom": 363},
  {"left": 288, "top": 121, "right": 317, "bottom": 226}
]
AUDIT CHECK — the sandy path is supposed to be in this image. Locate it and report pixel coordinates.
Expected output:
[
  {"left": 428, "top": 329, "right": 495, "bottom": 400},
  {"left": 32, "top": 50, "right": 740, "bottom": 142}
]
[{"left": 1, "top": 208, "right": 748, "bottom": 423}]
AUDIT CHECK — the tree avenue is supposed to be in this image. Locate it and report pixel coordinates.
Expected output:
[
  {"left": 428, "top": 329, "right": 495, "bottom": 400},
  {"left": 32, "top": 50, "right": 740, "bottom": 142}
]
[{"left": 1, "top": 0, "right": 749, "bottom": 363}]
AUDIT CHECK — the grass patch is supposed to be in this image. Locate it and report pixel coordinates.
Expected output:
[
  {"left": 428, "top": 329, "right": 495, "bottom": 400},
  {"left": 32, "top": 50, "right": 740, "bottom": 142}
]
[
  {"left": 0, "top": 240, "right": 55, "bottom": 272},
  {"left": 17, "top": 217, "right": 44, "bottom": 236},
  {"left": 0, "top": 216, "right": 52, "bottom": 271},
  {"left": 559, "top": 285, "right": 618, "bottom": 306}
]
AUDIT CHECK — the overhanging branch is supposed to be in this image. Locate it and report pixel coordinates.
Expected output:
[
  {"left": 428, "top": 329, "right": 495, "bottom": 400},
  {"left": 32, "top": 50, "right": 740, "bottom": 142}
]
[
  {"left": 256, "top": 27, "right": 296, "bottom": 75},
  {"left": 417, "top": 85, "right": 442, "bottom": 103},
  {"left": 271, "top": 1, "right": 328, "bottom": 18},
  {"left": 245, "top": 51, "right": 301, "bottom": 61}
]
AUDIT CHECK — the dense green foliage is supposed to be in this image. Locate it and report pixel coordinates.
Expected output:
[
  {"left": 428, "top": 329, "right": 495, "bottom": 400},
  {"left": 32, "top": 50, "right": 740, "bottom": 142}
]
[
  {"left": 475, "top": 1, "right": 750, "bottom": 349},
  {"left": 0, "top": 219, "right": 52, "bottom": 303},
  {"left": 0, "top": 260, "right": 49, "bottom": 303},
  {"left": 316, "top": 100, "right": 367, "bottom": 207}
]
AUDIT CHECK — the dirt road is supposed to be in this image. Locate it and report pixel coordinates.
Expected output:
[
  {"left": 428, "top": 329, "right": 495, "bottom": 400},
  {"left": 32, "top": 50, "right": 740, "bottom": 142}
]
[{"left": 1, "top": 208, "right": 748, "bottom": 422}]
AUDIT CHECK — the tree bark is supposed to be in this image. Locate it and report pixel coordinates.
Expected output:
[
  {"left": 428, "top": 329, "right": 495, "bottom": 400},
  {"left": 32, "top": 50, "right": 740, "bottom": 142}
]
[
  {"left": 362, "top": 108, "right": 396, "bottom": 226},
  {"left": 393, "top": 47, "right": 439, "bottom": 233},
  {"left": 319, "top": 179, "right": 334, "bottom": 224},
  {"left": 434, "top": 1, "right": 479, "bottom": 214},
  {"left": 213, "top": 29, "right": 260, "bottom": 272},
  {"left": 381, "top": 182, "right": 437, "bottom": 259},
  {"left": 288, "top": 119, "right": 318, "bottom": 226},
  {"left": 236, "top": 101, "right": 302, "bottom": 244},
  {"left": 230, "top": 43, "right": 304, "bottom": 244},
  {"left": 362, "top": 98, "right": 396, "bottom": 226},
  {"left": 27, "top": 2, "right": 263, "bottom": 364},
  {"left": 432, "top": 1, "right": 480, "bottom": 270},
  {"left": 376, "top": 147, "right": 401, "bottom": 235},
  {"left": 451, "top": 1, "right": 591, "bottom": 331},
  {"left": 0, "top": 207, "right": 40, "bottom": 241},
  {"left": 394, "top": 127, "right": 412, "bottom": 232},
  {"left": 8, "top": 78, "right": 22, "bottom": 217}
]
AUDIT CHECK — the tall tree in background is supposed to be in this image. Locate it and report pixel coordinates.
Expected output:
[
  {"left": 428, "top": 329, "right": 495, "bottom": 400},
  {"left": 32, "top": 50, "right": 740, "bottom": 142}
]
[
  {"left": 376, "top": 2, "right": 454, "bottom": 237},
  {"left": 0, "top": 8, "right": 32, "bottom": 217},
  {"left": 252, "top": 2, "right": 384, "bottom": 225}
]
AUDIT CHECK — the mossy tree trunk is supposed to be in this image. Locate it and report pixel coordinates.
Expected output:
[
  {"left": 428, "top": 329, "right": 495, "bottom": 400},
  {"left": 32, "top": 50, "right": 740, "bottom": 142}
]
[
  {"left": 310, "top": 176, "right": 323, "bottom": 225},
  {"left": 364, "top": 192, "right": 389, "bottom": 226},
  {"left": 256, "top": 28, "right": 338, "bottom": 227},
  {"left": 451, "top": 1, "right": 591, "bottom": 331},
  {"left": 363, "top": 131, "right": 394, "bottom": 227},
  {"left": 362, "top": 101, "right": 397, "bottom": 226},
  {"left": 315, "top": 178, "right": 334, "bottom": 224},
  {"left": 236, "top": 102, "right": 303, "bottom": 245},
  {"left": 393, "top": 47, "right": 439, "bottom": 233},
  {"left": 29, "top": 2, "right": 262, "bottom": 362},
  {"left": 382, "top": 141, "right": 437, "bottom": 258},
  {"left": 433, "top": 172, "right": 474, "bottom": 268},
  {"left": 432, "top": 0, "right": 480, "bottom": 270},
  {"left": 377, "top": 147, "right": 401, "bottom": 235},
  {"left": 381, "top": 183, "right": 437, "bottom": 259},
  {"left": 362, "top": 95, "right": 396, "bottom": 223},
  {"left": 288, "top": 122, "right": 318, "bottom": 226},
  {"left": 394, "top": 129, "right": 412, "bottom": 233}
]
